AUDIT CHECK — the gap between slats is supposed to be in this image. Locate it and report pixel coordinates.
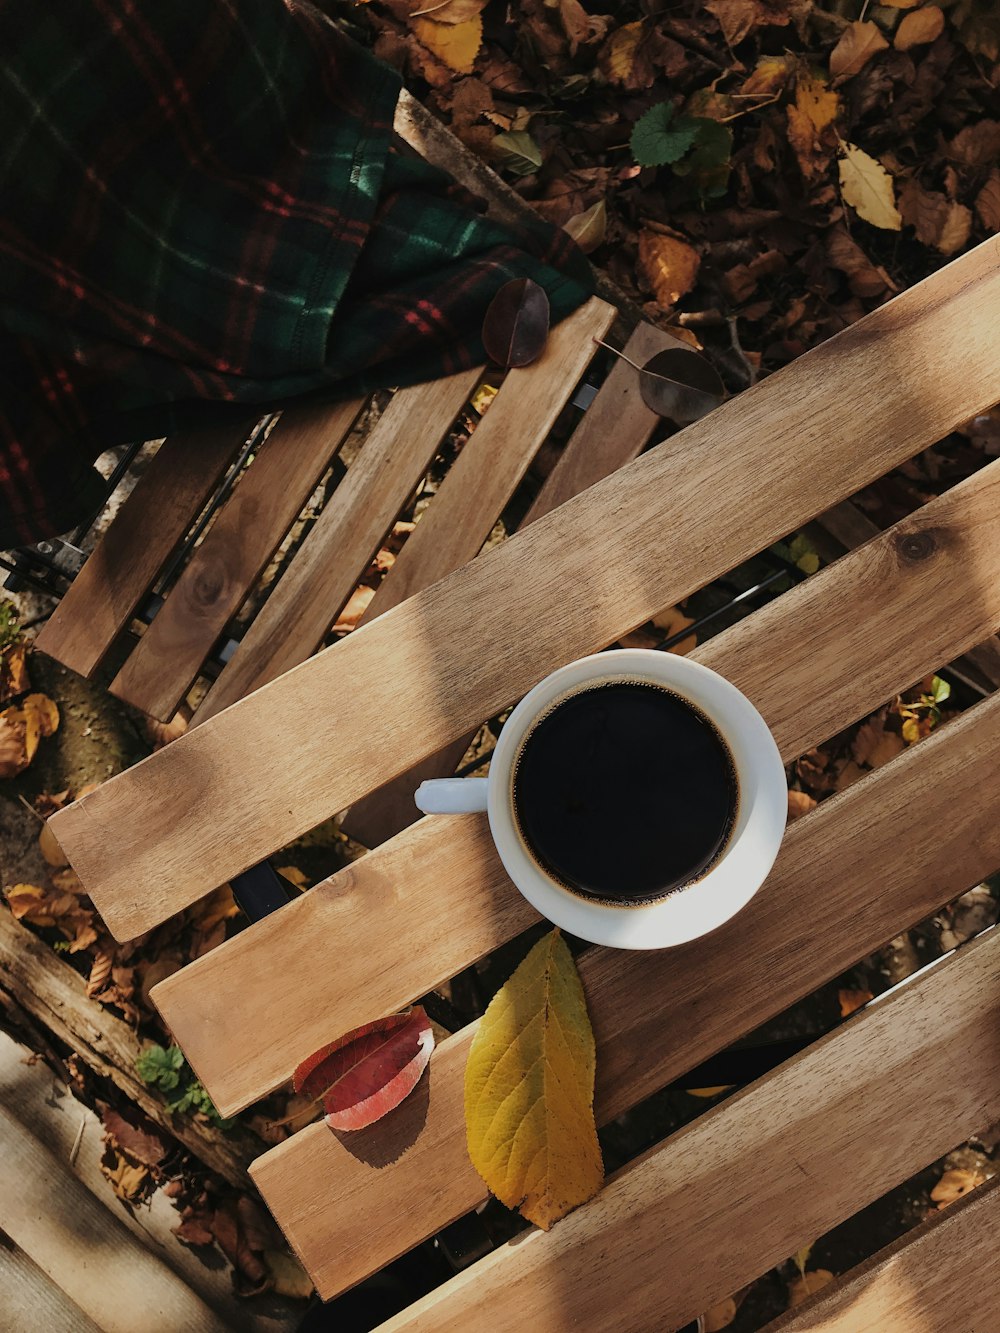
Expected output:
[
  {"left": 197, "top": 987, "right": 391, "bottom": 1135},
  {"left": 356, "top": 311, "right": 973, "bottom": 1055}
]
[{"left": 109, "top": 399, "right": 362, "bottom": 720}]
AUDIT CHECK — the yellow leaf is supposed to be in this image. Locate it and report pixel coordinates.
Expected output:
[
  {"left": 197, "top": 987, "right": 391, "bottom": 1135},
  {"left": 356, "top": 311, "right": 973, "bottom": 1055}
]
[
  {"left": 740, "top": 54, "right": 796, "bottom": 96},
  {"left": 0, "top": 642, "right": 29, "bottom": 706},
  {"left": 787, "top": 790, "right": 816, "bottom": 821},
  {"left": 564, "top": 199, "right": 607, "bottom": 254},
  {"left": 637, "top": 231, "right": 700, "bottom": 310},
  {"left": 793, "top": 1243, "right": 813, "bottom": 1276},
  {"left": 829, "top": 21, "right": 889, "bottom": 82},
  {"left": 39, "top": 820, "right": 69, "bottom": 868},
  {"left": 895, "top": 5, "right": 945, "bottom": 49},
  {"left": 839, "top": 145, "right": 902, "bottom": 231},
  {"left": 788, "top": 1269, "right": 835, "bottom": 1308},
  {"left": 599, "top": 20, "right": 643, "bottom": 84},
  {"left": 263, "top": 1249, "right": 314, "bottom": 1300},
  {"left": 412, "top": 15, "right": 482, "bottom": 74},
  {"left": 795, "top": 72, "right": 838, "bottom": 133},
  {"left": 470, "top": 381, "right": 499, "bottom": 415},
  {"left": 465, "top": 929, "right": 603, "bottom": 1230},
  {"left": 931, "top": 1167, "right": 984, "bottom": 1208},
  {"left": 23, "top": 692, "right": 59, "bottom": 738},
  {"left": 703, "top": 1295, "right": 738, "bottom": 1330}
]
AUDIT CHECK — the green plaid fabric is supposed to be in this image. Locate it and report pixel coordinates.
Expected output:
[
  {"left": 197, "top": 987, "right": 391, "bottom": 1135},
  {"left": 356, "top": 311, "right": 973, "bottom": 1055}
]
[{"left": 0, "top": 0, "right": 593, "bottom": 545}]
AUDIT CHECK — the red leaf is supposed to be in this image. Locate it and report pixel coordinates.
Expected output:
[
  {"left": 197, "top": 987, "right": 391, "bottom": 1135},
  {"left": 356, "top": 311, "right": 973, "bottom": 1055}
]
[{"left": 293, "top": 1007, "right": 434, "bottom": 1132}]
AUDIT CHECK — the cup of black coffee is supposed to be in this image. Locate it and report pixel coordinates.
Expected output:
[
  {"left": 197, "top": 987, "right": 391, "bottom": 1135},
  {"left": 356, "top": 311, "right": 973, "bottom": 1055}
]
[{"left": 415, "top": 650, "right": 786, "bottom": 949}]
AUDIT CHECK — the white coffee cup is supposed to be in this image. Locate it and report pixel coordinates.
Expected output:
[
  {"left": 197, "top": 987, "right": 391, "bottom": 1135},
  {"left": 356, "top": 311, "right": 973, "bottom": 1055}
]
[{"left": 415, "top": 649, "right": 786, "bottom": 950}]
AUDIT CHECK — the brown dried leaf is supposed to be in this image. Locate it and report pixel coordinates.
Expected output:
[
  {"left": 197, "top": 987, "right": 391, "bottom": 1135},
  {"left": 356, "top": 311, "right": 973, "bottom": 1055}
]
[
  {"left": 852, "top": 717, "right": 905, "bottom": 768},
  {"left": 975, "top": 171, "right": 1000, "bottom": 232},
  {"left": 786, "top": 72, "right": 839, "bottom": 179},
  {"left": 86, "top": 946, "right": 114, "bottom": 998},
  {"left": 101, "top": 1104, "right": 172, "bottom": 1168},
  {"left": 829, "top": 21, "right": 889, "bottom": 82},
  {"left": 332, "top": 585, "right": 375, "bottom": 635},
  {"left": 899, "top": 180, "right": 973, "bottom": 255},
  {"left": 825, "top": 226, "right": 894, "bottom": 299},
  {"left": 0, "top": 643, "right": 29, "bottom": 705},
  {"left": 787, "top": 790, "right": 817, "bottom": 822},
  {"left": 788, "top": 1270, "right": 835, "bottom": 1307},
  {"left": 948, "top": 121, "right": 1000, "bottom": 168},
  {"left": 895, "top": 5, "right": 945, "bottom": 49},
  {"left": 650, "top": 604, "right": 697, "bottom": 654},
  {"left": 407, "top": 0, "right": 487, "bottom": 23},
  {"left": 144, "top": 712, "right": 188, "bottom": 751},
  {"left": 703, "top": 1295, "right": 738, "bottom": 1331},
  {"left": 264, "top": 1250, "right": 314, "bottom": 1300},
  {"left": 838, "top": 987, "right": 873, "bottom": 1017},
  {"left": 174, "top": 1217, "right": 215, "bottom": 1247},
  {"left": 740, "top": 54, "right": 796, "bottom": 96},
  {"left": 931, "top": 1167, "right": 984, "bottom": 1208},
  {"left": 637, "top": 231, "right": 700, "bottom": 310},
  {"left": 706, "top": 0, "right": 810, "bottom": 47},
  {"left": 99, "top": 1139, "right": 152, "bottom": 1203}
]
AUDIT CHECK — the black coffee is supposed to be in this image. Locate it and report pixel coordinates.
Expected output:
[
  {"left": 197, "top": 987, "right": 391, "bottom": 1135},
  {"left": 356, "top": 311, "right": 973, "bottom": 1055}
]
[{"left": 512, "top": 680, "right": 737, "bottom": 905}]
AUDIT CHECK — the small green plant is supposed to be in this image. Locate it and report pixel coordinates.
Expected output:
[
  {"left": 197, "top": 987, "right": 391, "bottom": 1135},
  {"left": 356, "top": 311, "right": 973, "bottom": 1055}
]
[
  {"left": 137, "top": 1043, "right": 235, "bottom": 1129},
  {"left": 630, "top": 101, "right": 733, "bottom": 199},
  {"left": 0, "top": 603, "right": 21, "bottom": 651},
  {"left": 898, "top": 676, "right": 951, "bottom": 743}
]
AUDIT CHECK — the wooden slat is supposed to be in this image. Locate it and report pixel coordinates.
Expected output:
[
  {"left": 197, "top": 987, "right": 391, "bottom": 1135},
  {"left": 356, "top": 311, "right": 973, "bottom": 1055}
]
[
  {"left": 250, "top": 688, "right": 1000, "bottom": 1299},
  {"left": 377, "top": 930, "right": 1000, "bottom": 1332},
  {"left": 0, "top": 1241, "right": 103, "bottom": 1333},
  {"left": 342, "top": 318, "right": 670, "bottom": 848},
  {"left": 193, "top": 366, "right": 483, "bottom": 723},
  {"left": 358, "top": 299, "right": 615, "bottom": 622},
  {"left": 35, "top": 423, "right": 251, "bottom": 677},
  {"left": 51, "top": 240, "right": 1000, "bottom": 938},
  {"left": 769, "top": 1174, "right": 1000, "bottom": 1332},
  {"left": 520, "top": 321, "right": 669, "bottom": 527},
  {"left": 108, "top": 400, "right": 361, "bottom": 720},
  {"left": 154, "top": 456, "right": 1000, "bottom": 1115}
]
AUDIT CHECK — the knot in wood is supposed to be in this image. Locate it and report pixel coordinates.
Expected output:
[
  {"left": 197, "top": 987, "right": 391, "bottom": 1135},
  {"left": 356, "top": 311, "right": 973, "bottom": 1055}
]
[{"left": 896, "top": 530, "right": 936, "bottom": 563}]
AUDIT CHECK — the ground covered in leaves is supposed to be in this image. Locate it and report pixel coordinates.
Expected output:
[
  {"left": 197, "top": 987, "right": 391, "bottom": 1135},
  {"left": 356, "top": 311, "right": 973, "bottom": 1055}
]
[{"left": 3, "top": 0, "right": 1000, "bottom": 1327}]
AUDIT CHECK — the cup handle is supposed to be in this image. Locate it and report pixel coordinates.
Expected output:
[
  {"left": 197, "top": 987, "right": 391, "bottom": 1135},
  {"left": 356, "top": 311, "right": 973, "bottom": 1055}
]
[{"left": 414, "top": 777, "right": 489, "bottom": 815}]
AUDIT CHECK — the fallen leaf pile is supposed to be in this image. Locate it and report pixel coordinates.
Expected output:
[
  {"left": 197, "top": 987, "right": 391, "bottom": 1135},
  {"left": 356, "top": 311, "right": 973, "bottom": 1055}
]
[
  {"left": 0, "top": 691, "right": 59, "bottom": 779},
  {"left": 354, "top": 0, "right": 998, "bottom": 362},
  {"left": 464, "top": 928, "right": 604, "bottom": 1229}
]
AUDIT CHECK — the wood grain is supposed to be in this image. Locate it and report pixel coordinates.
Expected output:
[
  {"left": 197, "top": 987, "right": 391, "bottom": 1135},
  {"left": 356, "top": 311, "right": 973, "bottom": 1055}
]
[
  {"left": 193, "top": 366, "right": 483, "bottom": 723},
  {"left": 0, "top": 1104, "right": 228, "bottom": 1333},
  {"left": 154, "top": 456, "right": 1000, "bottom": 1115},
  {"left": 342, "top": 318, "right": 669, "bottom": 848},
  {"left": 35, "top": 424, "right": 251, "bottom": 677},
  {"left": 768, "top": 1174, "right": 1000, "bottom": 1332},
  {"left": 378, "top": 930, "right": 1000, "bottom": 1332},
  {"left": 51, "top": 238, "right": 1000, "bottom": 938},
  {"left": 356, "top": 299, "right": 616, "bottom": 623},
  {"left": 109, "top": 400, "right": 361, "bottom": 720},
  {"left": 250, "top": 689, "right": 1000, "bottom": 1299}
]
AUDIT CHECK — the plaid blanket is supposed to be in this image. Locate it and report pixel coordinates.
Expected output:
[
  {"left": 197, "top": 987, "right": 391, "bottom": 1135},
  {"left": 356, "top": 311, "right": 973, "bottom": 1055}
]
[{"left": 0, "top": 0, "right": 593, "bottom": 546}]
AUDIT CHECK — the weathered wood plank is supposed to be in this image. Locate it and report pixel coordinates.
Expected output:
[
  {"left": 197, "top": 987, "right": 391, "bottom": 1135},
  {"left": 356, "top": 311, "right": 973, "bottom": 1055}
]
[
  {"left": 0, "top": 1102, "right": 228, "bottom": 1333},
  {"left": 768, "top": 1174, "right": 1000, "bottom": 1332},
  {"left": 35, "top": 424, "right": 251, "bottom": 677},
  {"left": 110, "top": 400, "right": 361, "bottom": 721},
  {"left": 0, "top": 1239, "right": 103, "bottom": 1333},
  {"left": 250, "top": 689, "right": 1000, "bottom": 1299},
  {"left": 194, "top": 366, "right": 483, "bottom": 723},
  {"left": 52, "top": 239, "right": 1000, "bottom": 938},
  {"left": 378, "top": 929, "right": 1000, "bottom": 1332},
  {"left": 155, "top": 457, "right": 1000, "bottom": 1116}
]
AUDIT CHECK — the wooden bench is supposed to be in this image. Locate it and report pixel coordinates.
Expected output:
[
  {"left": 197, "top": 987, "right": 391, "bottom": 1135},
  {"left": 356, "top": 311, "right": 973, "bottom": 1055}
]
[{"left": 40, "top": 232, "right": 1000, "bottom": 1330}]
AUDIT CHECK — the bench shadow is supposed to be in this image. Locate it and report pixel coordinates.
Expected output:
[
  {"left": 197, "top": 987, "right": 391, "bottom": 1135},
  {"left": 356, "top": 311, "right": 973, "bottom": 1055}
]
[{"left": 329, "top": 1068, "right": 431, "bottom": 1168}]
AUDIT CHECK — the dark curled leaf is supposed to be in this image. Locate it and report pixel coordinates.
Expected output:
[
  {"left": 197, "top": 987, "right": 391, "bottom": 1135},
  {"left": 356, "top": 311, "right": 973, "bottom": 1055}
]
[
  {"left": 482, "top": 278, "right": 550, "bottom": 368},
  {"left": 639, "top": 348, "right": 726, "bottom": 424}
]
